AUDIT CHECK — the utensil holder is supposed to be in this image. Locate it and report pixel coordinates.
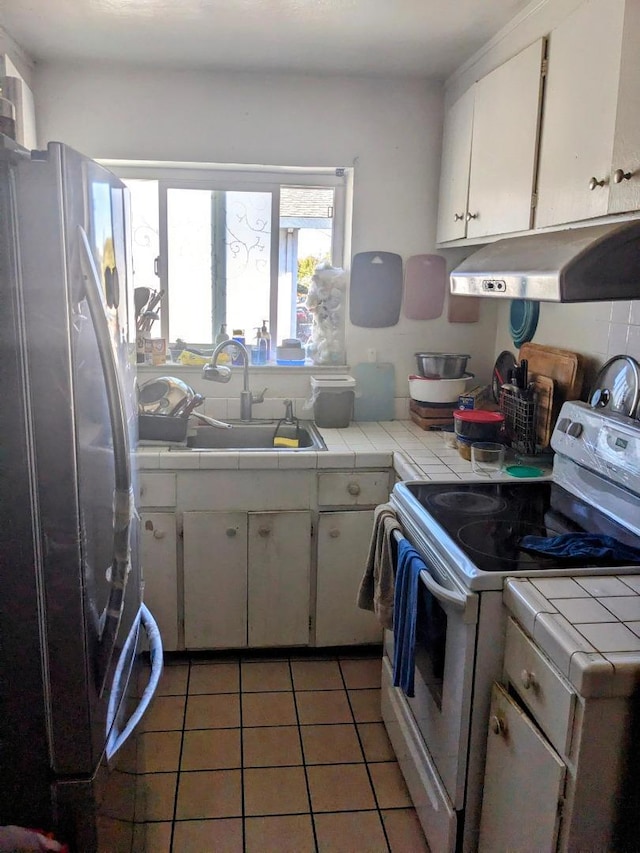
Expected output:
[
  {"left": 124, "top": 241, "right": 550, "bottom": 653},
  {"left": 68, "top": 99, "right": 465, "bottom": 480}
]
[{"left": 499, "top": 387, "right": 538, "bottom": 456}]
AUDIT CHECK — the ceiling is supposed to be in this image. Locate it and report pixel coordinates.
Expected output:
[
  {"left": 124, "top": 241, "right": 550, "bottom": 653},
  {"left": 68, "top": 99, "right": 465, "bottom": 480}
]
[{"left": 1, "top": 0, "right": 532, "bottom": 78}]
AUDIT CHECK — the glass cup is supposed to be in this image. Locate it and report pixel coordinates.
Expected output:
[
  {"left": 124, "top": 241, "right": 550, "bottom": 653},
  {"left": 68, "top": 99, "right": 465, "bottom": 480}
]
[{"left": 471, "top": 441, "right": 506, "bottom": 476}]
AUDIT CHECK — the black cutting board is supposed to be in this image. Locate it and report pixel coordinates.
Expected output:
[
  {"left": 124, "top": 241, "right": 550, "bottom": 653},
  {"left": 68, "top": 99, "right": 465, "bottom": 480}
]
[{"left": 349, "top": 251, "right": 403, "bottom": 327}]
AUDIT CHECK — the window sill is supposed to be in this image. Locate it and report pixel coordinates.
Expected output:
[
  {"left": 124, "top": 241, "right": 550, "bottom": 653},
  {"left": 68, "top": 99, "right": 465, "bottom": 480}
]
[{"left": 136, "top": 362, "right": 350, "bottom": 373}]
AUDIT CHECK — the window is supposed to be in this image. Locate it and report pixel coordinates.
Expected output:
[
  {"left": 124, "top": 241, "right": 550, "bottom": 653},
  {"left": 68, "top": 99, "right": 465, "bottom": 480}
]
[{"left": 114, "top": 164, "right": 349, "bottom": 355}]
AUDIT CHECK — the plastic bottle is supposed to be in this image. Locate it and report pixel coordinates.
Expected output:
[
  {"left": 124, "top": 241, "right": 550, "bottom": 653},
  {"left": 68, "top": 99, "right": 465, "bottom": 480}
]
[
  {"left": 260, "top": 320, "right": 271, "bottom": 363},
  {"left": 231, "top": 328, "right": 245, "bottom": 366},
  {"left": 215, "top": 323, "right": 230, "bottom": 364}
]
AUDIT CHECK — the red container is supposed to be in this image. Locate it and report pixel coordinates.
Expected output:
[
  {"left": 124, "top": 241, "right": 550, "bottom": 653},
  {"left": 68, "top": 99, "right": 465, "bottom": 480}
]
[{"left": 453, "top": 409, "right": 505, "bottom": 442}]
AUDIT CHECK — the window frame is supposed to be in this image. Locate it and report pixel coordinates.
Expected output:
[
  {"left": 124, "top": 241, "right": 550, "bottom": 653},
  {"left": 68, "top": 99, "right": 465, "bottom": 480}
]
[{"left": 104, "top": 161, "right": 349, "bottom": 349}]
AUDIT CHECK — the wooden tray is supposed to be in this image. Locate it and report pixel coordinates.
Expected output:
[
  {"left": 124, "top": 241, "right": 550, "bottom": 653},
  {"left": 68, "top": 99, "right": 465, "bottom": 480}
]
[
  {"left": 533, "top": 375, "right": 555, "bottom": 448},
  {"left": 409, "top": 410, "right": 455, "bottom": 431},
  {"left": 410, "top": 399, "right": 456, "bottom": 420}
]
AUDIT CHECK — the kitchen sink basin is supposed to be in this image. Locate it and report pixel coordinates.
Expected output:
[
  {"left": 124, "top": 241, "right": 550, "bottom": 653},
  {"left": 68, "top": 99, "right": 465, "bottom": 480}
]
[{"left": 183, "top": 420, "right": 327, "bottom": 451}]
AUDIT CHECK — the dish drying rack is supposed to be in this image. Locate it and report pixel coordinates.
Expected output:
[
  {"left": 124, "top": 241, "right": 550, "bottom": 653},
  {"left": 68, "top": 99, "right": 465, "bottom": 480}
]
[{"left": 499, "top": 387, "right": 538, "bottom": 456}]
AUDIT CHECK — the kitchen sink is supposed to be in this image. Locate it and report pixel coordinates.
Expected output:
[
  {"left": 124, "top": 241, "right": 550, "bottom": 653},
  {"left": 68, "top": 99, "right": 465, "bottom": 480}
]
[{"left": 183, "top": 420, "right": 327, "bottom": 451}]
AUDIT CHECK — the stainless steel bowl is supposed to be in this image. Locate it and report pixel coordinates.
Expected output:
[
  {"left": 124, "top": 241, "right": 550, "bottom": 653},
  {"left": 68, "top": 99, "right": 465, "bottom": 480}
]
[{"left": 415, "top": 352, "right": 470, "bottom": 379}]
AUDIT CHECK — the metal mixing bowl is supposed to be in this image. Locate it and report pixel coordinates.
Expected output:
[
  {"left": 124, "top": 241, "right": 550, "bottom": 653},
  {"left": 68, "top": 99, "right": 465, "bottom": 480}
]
[{"left": 415, "top": 352, "right": 470, "bottom": 379}]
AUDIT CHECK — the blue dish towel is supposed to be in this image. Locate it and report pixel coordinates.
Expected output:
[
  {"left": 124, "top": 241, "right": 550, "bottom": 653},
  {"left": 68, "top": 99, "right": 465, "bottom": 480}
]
[
  {"left": 520, "top": 533, "right": 640, "bottom": 562},
  {"left": 392, "top": 539, "right": 426, "bottom": 698}
]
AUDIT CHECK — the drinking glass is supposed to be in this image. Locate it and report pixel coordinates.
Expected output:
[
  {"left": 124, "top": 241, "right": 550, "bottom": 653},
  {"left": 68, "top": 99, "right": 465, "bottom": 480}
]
[{"left": 471, "top": 442, "right": 506, "bottom": 476}]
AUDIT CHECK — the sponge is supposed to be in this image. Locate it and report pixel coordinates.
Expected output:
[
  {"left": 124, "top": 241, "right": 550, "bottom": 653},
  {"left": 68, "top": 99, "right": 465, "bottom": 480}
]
[{"left": 273, "top": 436, "right": 300, "bottom": 448}]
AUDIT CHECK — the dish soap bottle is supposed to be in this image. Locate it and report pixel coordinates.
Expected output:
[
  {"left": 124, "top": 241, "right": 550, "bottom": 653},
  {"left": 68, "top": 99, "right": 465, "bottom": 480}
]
[
  {"left": 215, "top": 323, "right": 230, "bottom": 364},
  {"left": 260, "top": 320, "right": 271, "bottom": 363}
]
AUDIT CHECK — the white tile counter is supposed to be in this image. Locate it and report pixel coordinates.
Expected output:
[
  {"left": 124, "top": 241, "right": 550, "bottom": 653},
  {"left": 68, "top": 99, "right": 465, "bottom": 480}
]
[
  {"left": 505, "top": 576, "right": 640, "bottom": 697},
  {"left": 137, "top": 419, "right": 552, "bottom": 481}
]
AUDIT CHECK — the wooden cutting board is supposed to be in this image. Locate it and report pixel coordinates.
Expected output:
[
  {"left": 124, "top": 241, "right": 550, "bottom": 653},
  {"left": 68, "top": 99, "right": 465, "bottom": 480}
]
[
  {"left": 409, "top": 399, "right": 456, "bottom": 420},
  {"left": 409, "top": 410, "right": 455, "bottom": 430},
  {"left": 518, "top": 342, "right": 584, "bottom": 403},
  {"left": 349, "top": 251, "right": 403, "bottom": 327},
  {"left": 403, "top": 254, "right": 446, "bottom": 320},
  {"left": 448, "top": 293, "right": 480, "bottom": 323},
  {"left": 533, "top": 375, "right": 555, "bottom": 448}
]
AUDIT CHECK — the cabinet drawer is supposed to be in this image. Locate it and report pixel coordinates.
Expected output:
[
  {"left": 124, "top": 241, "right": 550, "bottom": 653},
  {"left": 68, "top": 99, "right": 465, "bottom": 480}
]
[
  {"left": 139, "top": 472, "right": 177, "bottom": 507},
  {"left": 317, "top": 471, "right": 390, "bottom": 507},
  {"left": 504, "top": 618, "right": 575, "bottom": 756}
]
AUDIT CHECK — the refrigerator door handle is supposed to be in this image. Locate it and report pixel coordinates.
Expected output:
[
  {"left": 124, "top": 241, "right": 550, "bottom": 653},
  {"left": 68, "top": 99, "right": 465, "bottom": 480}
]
[
  {"left": 106, "top": 603, "right": 163, "bottom": 760},
  {"left": 78, "top": 225, "right": 134, "bottom": 692}
]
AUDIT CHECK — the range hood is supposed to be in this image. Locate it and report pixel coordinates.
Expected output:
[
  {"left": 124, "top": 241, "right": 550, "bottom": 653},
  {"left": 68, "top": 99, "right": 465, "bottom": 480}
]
[{"left": 450, "top": 220, "right": 640, "bottom": 302}]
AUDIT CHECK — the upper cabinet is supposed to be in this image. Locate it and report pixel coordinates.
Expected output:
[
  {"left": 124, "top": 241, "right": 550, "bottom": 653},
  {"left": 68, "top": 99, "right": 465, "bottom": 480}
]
[
  {"left": 535, "top": 0, "right": 640, "bottom": 227},
  {"left": 436, "top": 39, "right": 545, "bottom": 243}
]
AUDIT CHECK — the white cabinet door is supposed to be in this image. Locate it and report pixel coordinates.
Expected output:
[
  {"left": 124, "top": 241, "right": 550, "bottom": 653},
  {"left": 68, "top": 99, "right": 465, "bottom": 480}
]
[
  {"left": 248, "top": 511, "right": 311, "bottom": 647},
  {"left": 466, "top": 38, "right": 545, "bottom": 238},
  {"left": 183, "top": 511, "right": 248, "bottom": 649},
  {"left": 535, "top": 0, "right": 626, "bottom": 227},
  {"left": 479, "top": 682, "right": 566, "bottom": 853},
  {"left": 436, "top": 87, "right": 475, "bottom": 243},
  {"left": 140, "top": 512, "right": 178, "bottom": 651},
  {"left": 315, "top": 510, "right": 382, "bottom": 647}
]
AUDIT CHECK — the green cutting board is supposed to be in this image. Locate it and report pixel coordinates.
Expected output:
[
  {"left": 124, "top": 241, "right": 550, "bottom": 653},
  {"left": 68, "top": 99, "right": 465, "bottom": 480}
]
[{"left": 353, "top": 363, "right": 396, "bottom": 421}]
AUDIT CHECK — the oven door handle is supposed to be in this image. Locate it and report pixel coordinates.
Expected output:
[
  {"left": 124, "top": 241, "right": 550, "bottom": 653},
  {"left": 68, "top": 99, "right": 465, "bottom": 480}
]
[{"left": 419, "top": 569, "right": 467, "bottom": 612}]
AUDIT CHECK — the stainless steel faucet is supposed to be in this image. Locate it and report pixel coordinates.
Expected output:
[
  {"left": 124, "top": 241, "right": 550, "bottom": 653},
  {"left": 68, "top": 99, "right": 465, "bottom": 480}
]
[{"left": 202, "top": 339, "right": 267, "bottom": 422}]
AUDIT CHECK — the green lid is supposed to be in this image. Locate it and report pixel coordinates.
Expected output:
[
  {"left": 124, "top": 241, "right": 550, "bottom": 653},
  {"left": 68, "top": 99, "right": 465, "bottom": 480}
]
[{"left": 506, "top": 464, "right": 544, "bottom": 478}]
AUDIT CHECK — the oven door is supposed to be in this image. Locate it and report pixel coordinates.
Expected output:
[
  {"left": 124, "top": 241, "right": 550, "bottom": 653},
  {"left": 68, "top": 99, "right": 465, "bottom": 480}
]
[{"left": 384, "top": 512, "right": 478, "bottom": 809}]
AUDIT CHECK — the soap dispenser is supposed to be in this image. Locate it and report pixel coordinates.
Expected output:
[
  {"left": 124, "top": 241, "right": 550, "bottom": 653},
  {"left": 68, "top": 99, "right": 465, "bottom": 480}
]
[{"left": 260, "top": 320, "right": 271, "bottom": 362}]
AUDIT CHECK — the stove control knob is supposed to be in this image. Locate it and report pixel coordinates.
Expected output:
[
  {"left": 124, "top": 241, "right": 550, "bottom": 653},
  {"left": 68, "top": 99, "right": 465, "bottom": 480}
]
[
  {"left": 591, "top": 388, "right": 610, "bottom": 408},
  {"left": 520, "top": 669, "right": 537, "bottom": 690},
  {"left": 556, "top": 418, "right": 571, "bottom": 433},
  {"left": 567, "top": 422, "right": 584, "bottom": 439}
]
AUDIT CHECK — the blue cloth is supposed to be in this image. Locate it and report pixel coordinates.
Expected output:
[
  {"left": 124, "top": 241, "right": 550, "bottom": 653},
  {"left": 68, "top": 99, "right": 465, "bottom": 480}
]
[
  {"left": 392, "top": 539, "right": 426, "bottom": 698},
  {"left": 520, "top": 533, "right": 640, "bottom": 562}
]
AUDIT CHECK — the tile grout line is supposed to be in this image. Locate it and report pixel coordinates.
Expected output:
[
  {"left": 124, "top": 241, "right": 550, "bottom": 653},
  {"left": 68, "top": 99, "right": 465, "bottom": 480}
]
[
  {"left": 239, "top": 659, "right": 247, "bottom": 853},
  {"left": 288, "top": 656, "right": 320, "bottom": 853},
  {"left": 338, "top": 658, "right": 393, "bottom": 853},
  {"left": 169, "top": 661, "right": 191, "bottom": 852}
]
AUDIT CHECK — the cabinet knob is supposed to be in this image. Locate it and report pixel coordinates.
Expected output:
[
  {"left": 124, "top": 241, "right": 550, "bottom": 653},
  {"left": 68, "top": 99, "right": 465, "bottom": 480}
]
[
  {"left": 153, "top": 529, "right": 165, "bottom": 540},
  {"left": 588, "top": 176, "right": 606, "bottom": 190},
  {"left": 258, "top": 526, "right": 271, "bottom": 537},
  {"left": 454, "top": 213, "right": 464, "bottom": 222},
  {"left": 347, "top": 482, "right": 361, "bottom": 496},
  {"left": 466, "top": 211, "right": 478, "bottom": 221},
  {"left": 226, "top": 528, "right": 237, "bottom": 537},
  {"left": 491, "top": 715, "right": 507, "bottom": 736},
  {"left": 613, "top": 168, "right": 633, "bottom": 184},
  {"left": 520, "top": 668, "right": 537, "bottom": 690},
  {"left": 329, "top": 528, "right": 341, "bottom": 538}
]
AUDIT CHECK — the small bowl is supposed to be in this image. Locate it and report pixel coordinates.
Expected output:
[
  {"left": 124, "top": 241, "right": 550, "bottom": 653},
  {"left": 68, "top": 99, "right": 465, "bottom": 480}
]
[{"left": 415, "top": 352, "right": 470, "bottom": 379}]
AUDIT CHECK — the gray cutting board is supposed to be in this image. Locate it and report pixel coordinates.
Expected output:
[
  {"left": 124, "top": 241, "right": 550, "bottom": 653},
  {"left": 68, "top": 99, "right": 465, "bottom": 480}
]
[
  {"left": 353, "top": 362, "right": 396, "bottom": 421},
  {"left": 350, "top": 252, "right": 403, "bottom": 328}
]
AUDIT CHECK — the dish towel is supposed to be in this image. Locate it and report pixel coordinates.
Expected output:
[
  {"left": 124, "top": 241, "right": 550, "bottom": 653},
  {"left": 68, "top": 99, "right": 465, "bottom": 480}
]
[
  {"left": 520, "top": 533, "right": 640, "bottom": 562},
  {"left": 392, "top": 538, "right": 426, "bottom": 698},
  {"left": 357, "top": 503, "right": 403, "bottom": 630}
]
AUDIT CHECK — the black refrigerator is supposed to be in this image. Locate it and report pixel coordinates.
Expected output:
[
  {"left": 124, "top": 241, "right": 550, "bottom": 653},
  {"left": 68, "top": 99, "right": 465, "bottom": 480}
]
[{"left": 0, "top": 135, "right": 163, "bottom": 851}]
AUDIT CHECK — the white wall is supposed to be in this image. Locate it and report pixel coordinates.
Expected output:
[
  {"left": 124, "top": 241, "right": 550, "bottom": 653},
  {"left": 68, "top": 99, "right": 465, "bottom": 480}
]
[{"left": 33, "top": 62, "right": 499, "bottom": 413}]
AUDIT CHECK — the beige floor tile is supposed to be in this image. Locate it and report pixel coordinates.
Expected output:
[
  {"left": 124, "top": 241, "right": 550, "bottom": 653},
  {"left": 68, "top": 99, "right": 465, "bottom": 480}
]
[
  {"left": 358, "top": 722, "right": 396, "bottom": 762},
  {"left": 296, "top": 690, "right": 352, "bottom": 725},
  {"left": 185, "top": 693, "right": 240, "bottom": 729},
  {"left": 242, "top": 691, "right": 297, "bottom": 727},
  {"left": 243, "top": 766, "right": 310, "bottom": 816},
  {"left": 141, "top": 695, "right": 185, "bottom": 731},
  {"left": 245, "top": 815, "right": 315, "bottom": 853},
  {"left": 340, "top": 657, "right": 382, "bottom": 689},
  {"left": 349, "top": 688, "right": 382, "bottom": 722},
  {"left": 291, "top": 660, "right": 343, "bottom": 690},
  {"left": 138, "top": 821, "right": 172, "bottom": 852},
  {"left": 139, "top": 731, "right": 182, "bottom": 773},
  {"left": 315, "top": 810, "right": 387, "bottom": 852},
  {"left": 300, "top": 724, "right": 363, "bottom": 765},
  {"left": 139, "top": 773, "right": 177, "bottom": 821},
  {"left": 189, "top": 662, "right": 240, "bottom": 694},
  {"left": 172, "top": 818, "right": 243, "bottom": 852},
  {"left": 176, "top": 770, "right": 242, "bottom": 819},
  {"left": 157, "top": 664, "right": 189, "bottom": 696},
  {"left": 307, "top": 764, "right": 376, "bottom": 812},
  {"left": 369, "top": 762, "right": 413, "bottom": 808},
  {"left": 243, "top": 725, "right": 303, "bottom": 767},
  {"left": 241, "top": 660, "right": 293, "bottom": 692},
  {"left": 181, "top": 728, "right": 241, "bottom": 771},
  {"left": 382, "top": 808, "right": 430, "bottom": 852}
]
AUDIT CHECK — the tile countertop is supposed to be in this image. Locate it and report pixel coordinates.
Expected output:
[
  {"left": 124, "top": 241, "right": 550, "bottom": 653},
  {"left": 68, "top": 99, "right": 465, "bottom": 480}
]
[
  {"left": 505, "top": 577, "right": 640, "bottom": 699},
  {"left": 136, "top": 419, "right": 553, "bottom": 479}
]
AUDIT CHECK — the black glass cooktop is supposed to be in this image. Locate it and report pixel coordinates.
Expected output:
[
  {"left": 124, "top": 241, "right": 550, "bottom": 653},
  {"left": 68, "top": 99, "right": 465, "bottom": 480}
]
[{"left": 402, "top": 481, "right": 640, "bottom": 574}]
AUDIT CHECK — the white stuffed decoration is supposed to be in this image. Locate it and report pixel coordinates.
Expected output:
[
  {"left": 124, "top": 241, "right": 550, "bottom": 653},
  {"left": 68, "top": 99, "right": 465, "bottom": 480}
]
[{"left": 305, "top": 263, "right": 347, "bottom": 364}]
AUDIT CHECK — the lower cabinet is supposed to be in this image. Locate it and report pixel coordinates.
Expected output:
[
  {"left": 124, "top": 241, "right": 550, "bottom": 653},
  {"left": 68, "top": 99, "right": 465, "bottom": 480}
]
[
  {"left": 140, "top": 512, "right": 179, "bottom": 651},
  {"left": 478, "top": 682, "right": 566, "bottom": 852},
  {"left": 315, "top": 510, "right": 382, "bottom": 646},
  {"left": 183, "top": 509, "right": 311, "bottom": 649}
]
